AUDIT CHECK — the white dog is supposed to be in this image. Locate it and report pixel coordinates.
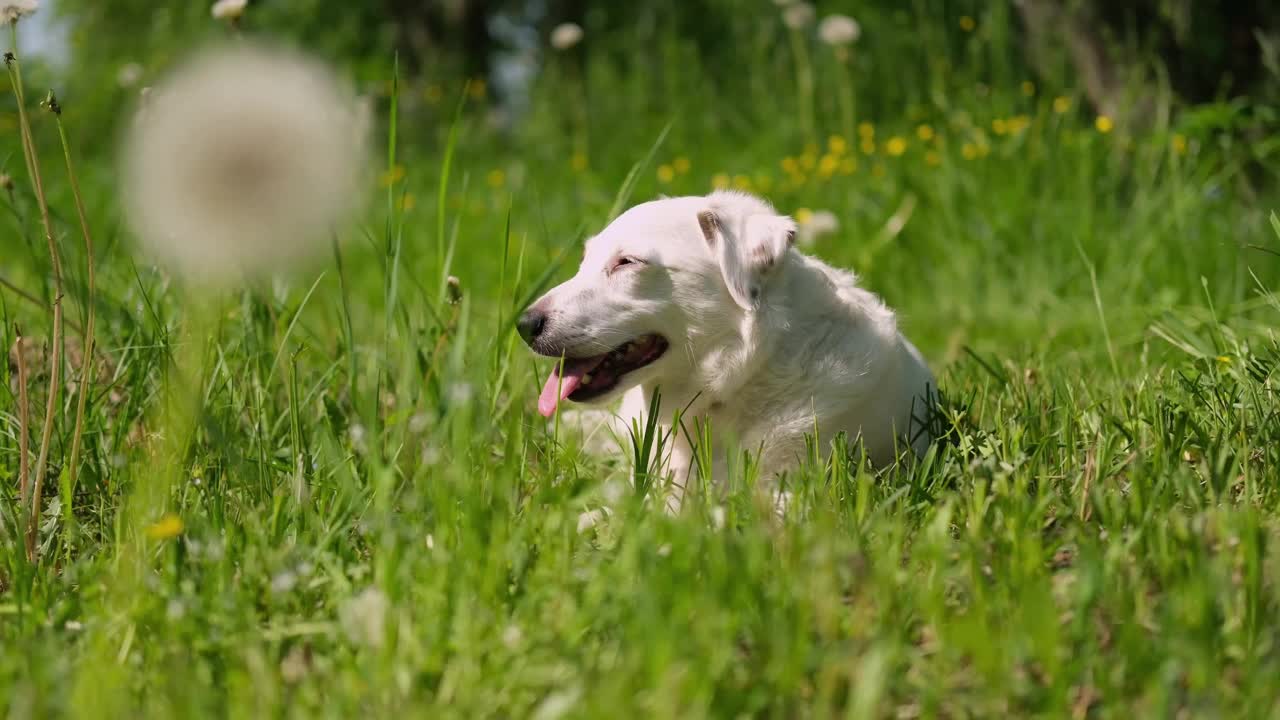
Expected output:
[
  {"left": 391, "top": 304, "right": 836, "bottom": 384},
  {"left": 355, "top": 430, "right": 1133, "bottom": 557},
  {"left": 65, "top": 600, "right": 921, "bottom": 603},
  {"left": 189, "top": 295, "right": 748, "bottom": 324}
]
[{"left": 518, "top": 190, "right": 935, "bottom": 502}]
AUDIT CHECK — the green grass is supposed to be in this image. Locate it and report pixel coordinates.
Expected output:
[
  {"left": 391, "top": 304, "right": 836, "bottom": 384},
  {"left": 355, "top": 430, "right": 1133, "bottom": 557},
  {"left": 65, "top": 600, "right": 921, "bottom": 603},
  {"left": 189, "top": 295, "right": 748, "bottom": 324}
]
[{"left": 3, "top": 3, "right": 1280, "bottom": 717}]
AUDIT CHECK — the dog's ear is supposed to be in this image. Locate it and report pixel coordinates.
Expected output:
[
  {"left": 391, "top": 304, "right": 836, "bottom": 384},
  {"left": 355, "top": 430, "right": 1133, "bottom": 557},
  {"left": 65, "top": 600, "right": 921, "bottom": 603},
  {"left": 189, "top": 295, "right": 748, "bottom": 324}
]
[{"left": 698, "top": 208, "right": 797, "bottom": 310}]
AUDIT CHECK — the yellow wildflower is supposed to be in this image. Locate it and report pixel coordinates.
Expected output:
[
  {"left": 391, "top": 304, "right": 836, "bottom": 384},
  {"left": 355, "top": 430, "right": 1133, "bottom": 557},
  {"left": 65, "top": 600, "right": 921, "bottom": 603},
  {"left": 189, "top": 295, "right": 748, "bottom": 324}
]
[
  {"left": 818, "top": 154, "right": 839, "bottom": 178},
  {"left": 885, "top": 136, "right": 907, "bottom": 157},
  {"left": 1171, "top": 134, "right": 1188, "bottom": 155},
  {"left": 732, "top": 174, "right": 752, "bottom": 190},
  {"left": 799, "top": 152, "right": 817, "bottom": 171},
  {"left": 673, "top": 156, "right": 691, "bottom": 174},
  {"left": 795, "top": 207, "right": 814, "bottom": 224},
  {"left": 486, "top": 169, "right": 506, "bottom": 188},
  {"left": 146, "top": 513, "right": 184, "bottom": 540},
  {"left": 961, "top": 143, "right": 979, "bottom": 160},
  {"left": 839, "top": 157, "right": 857, "bottom": 175},
  {"left": 860, "top": 138, "right": 876, "bottom": 155},
  {"left": 1217, "top": 355, "right": 1232, "bottom": 364},
  {"left": 991, "top": 118, "right": 1007, "bottom": 135},
  {"left": 858, "top": 122, "right": 875, "bottom": 139},
  {"left": 1052, "top": 96, "right": 1071, "bottom": 114},
  {"left": 924, "top": 151, "right": 942, "bottom": 167},
  {"left": 379, "top": 164, "right": 406, "bottom": 187},
  {"left": 712, "top": 172, "right": 731, "bottom": 189},
  {"left": 959, "top": 15, "right": 975, "bottom": 32},
  {"left": 1021, "top": 81, "right": 1035, "bottom": 97},
  {"left": 781, "top": 156, "right": 800, "bottom": 175},
  {"left": 827, "top": 135, "right": 848, "bottom": 155},
  {"left": 916, "top": 124, "right": 935, "bottom": 142},
  {"left": 1095, "top": 115, "right": 1114, "bottom": 134},
  {"left": 657, "top": 164, "right": 675, "bottom": 183}
]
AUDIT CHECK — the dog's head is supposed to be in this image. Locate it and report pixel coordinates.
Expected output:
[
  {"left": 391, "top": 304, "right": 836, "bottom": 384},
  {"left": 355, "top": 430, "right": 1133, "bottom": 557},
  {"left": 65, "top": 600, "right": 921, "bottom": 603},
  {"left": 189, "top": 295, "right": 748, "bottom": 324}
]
[{"left": 520, "top": 190, "right": 798, "bottom": 416}]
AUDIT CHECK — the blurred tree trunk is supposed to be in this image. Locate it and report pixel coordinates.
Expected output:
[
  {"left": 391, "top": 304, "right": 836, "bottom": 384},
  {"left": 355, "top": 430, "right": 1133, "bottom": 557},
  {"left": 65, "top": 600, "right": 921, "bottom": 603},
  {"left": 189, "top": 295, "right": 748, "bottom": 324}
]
[
  {"left": 1016, "top": 0, "right": 1274, "bottom": 124},
  {"left": 389, "top": 0, "right": 492, "bottom": 80}
]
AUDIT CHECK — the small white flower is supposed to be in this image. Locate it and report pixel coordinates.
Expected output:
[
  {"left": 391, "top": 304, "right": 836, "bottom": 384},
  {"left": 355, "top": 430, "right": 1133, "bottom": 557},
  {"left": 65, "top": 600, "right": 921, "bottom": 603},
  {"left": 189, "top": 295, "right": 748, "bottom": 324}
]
[
  {"left": 657, "top": 543, "right": 672, "bottom": 557},
  {"left": 447, "top": 382, "right": 474, "bottom": 405},
  {"left": 339, "top": 587, "right": 389, "bottom": 649},
  {"left": 782, "top": 2, "right": 815, "bottom": 30},
  {"left": 166, "top": 599, "right": 186, "bottom": 620},
  {"left": 796, "top": 209, "right": 839, "bottom": 248},
  {"left": 117, "top": 62, "right": 144, "bottom": 89},
  {"left": 121, "top": 43, "right": 369, "bottom": 284},
  {"left": 421, "top": 445, "right": 442, "bottom": 466},
  {"left": 818, "top": 14, "right": 860, "bottom": 46},
  {"left": 550, "top": 23, "right": 583, "bottom": 51},
  {"left": 211, "top": 0, "right": 247, "bottom": 21},
  {"left": 408, "top": 412, "right": 431, "bottom": 434},
  {"left": 425, "top": 533, "right": 435, "bottom": 550},
  {"left": 502, "top": 624, "right": 523, "bottom": 649},
  {"left": 64, "top": 620, "right": 83, "bottom": 632},
  {"left": 0, "top": 0, "right": 38, "bottom": 26},
  {"left": 347, "top": 423, "right": 368, "bottom": 453},
  {"left": 279, "top": 645, "right": 310, "bottom": 683},
  {"left": 270, "top": 571, "right": 297, "bottom": 594},
  {"left": 533, "top": 688, "right": 582, "bottom": 720},
  {"left": 710, "top": 505, "right": 726, "bottom": 531},
  {"left": 576, "top": 508, "right": 612, "bottom": 533}
]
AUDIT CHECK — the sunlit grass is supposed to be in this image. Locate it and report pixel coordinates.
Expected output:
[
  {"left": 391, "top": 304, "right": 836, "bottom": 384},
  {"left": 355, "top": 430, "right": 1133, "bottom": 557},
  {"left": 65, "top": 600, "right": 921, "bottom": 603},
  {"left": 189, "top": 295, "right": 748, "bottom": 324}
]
[{"left": 1, "top": 2, "right": 1279, "bottom": 717}]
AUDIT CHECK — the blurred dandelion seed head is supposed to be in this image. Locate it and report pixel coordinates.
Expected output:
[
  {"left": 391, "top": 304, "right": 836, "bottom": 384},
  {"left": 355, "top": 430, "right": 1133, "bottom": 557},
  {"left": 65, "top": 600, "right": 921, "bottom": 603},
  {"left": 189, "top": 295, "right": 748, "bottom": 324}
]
[
  {"left": 550, "top": 22, "right": 583, "bottom": 50},
  {"left": 121, "top": 43, "right": 370, "bottom": 285},
  {"left": 818, "top": 14, "right": 860, "bottom": 46},
  {"left": 0, "top": 0, "right": 38, "bottom": 25},
  {"left": 339, "top": 587, "right": 389, "bottom": 649},
  {"left": 795, "top": 209, "right": 838, "bottom": 248},
  {"left": 782, "top": 3, "right": 815, "bottom": 30},
  {"left": 211, "top": 0, "right": 247, "bottom": 21},
  {"left": 116, "top": 62, "right": 143, "bottom": 89}
]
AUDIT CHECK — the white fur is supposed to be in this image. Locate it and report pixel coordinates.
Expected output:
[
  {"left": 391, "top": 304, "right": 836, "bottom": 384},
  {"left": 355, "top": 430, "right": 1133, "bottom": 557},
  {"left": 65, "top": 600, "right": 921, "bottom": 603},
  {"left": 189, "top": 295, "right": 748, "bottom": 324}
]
[{"left": 527, "top": 190, "right": 936, "bottom": 505}]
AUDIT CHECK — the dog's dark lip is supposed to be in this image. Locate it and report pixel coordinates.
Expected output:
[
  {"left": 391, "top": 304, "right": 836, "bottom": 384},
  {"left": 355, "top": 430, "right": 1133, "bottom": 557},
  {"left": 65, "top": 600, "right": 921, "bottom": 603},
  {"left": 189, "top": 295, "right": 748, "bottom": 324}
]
[{"left": 552, "top": 334, "right": 668, "bottom": 402}]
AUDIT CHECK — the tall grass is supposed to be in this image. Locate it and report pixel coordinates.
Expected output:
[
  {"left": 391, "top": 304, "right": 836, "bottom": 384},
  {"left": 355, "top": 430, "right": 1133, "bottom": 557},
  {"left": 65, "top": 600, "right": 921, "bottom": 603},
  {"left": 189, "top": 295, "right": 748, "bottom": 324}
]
[{"left": 2, "top": 2, "right": 1280, "bottom": 717}]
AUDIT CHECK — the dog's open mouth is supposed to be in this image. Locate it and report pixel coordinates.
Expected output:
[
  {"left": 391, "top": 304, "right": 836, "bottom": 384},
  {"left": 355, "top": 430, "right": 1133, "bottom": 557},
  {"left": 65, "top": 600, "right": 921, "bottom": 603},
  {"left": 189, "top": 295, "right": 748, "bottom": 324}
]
[{"left": 537, "top": 334, "right": 669, "bottom": 417}]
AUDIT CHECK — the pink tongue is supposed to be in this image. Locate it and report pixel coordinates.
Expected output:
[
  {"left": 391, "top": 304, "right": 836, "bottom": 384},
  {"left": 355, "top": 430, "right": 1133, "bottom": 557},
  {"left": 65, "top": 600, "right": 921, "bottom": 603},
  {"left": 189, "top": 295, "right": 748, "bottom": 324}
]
[{"left": 537, "top": 356, "right": 606, "bottom": 417}]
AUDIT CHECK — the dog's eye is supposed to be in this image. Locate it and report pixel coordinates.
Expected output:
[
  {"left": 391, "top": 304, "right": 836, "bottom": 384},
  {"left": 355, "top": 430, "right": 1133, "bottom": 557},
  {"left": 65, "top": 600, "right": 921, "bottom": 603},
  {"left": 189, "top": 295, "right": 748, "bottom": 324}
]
[{"left": 609, "top": 256, "right": 642, "bottom": 274}]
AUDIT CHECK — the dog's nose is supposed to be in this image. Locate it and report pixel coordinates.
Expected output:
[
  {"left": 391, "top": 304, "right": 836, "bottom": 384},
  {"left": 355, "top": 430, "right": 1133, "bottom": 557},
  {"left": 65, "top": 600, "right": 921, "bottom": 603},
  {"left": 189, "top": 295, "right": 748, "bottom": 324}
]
[{"left": 517, "top": 309, "right": 547, "bottom": 345}]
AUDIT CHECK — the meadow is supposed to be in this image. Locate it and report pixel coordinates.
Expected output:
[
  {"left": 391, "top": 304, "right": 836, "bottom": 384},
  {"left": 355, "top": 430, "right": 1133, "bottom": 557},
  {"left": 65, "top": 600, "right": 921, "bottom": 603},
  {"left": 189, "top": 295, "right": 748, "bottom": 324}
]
[{"left": 2, "top": 1, "right": 1280, "bottom": 717}]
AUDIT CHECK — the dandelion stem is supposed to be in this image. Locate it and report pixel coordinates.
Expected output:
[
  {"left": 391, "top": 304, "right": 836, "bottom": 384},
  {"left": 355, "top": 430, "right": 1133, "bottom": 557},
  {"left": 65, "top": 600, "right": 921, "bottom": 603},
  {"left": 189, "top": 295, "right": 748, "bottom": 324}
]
[
  {"left": 787, "top": 28, "right": 816, "bottom": 141},
  {"left": 6, "top": 46, "right": 65, "bottom": 564},
  {"left": 54, "top": 102, "right": 96, "bottom": 546},
  {"left": 835, "top": 50, "right": 856, "bottom": 144},
  {"left": 14, "top": 328, "right": 31, "bottom": 527}
]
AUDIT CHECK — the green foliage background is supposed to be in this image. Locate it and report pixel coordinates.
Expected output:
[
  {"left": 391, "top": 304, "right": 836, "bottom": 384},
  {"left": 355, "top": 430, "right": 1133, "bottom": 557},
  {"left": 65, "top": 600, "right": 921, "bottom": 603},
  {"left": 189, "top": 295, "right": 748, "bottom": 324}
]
[{"left": 0, "top": 1, "right": 1278, "bottom": 717}]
